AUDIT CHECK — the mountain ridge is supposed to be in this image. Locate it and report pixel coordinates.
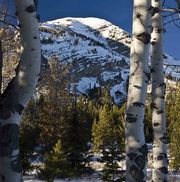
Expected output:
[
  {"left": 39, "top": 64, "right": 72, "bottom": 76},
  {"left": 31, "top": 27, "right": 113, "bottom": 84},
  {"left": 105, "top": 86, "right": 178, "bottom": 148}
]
[{"left": 39, "top": 17, "right": 180, "bottom": 104}]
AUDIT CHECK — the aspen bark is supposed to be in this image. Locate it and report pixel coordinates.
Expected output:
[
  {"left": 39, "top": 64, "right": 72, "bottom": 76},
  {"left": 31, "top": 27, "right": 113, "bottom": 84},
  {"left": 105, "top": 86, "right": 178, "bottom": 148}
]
[
  {"left": 0, "top": 0, "right": 41, "bottom": 181},
  {"left": 125, "top": 1, "right": 151, "bottom": 181},
  {"left": 151, "top": 0, "right": 168, "bottom": 181}
]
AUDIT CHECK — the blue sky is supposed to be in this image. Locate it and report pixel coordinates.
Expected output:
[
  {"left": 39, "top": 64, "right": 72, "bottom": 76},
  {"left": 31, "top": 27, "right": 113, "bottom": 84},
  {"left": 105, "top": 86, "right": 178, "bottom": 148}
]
[
  {"left": 38, "top": 0, "right": 180, "bottom": 59},
  {"left": 4, "top": 0, "right": 180, "bottom": 59}
]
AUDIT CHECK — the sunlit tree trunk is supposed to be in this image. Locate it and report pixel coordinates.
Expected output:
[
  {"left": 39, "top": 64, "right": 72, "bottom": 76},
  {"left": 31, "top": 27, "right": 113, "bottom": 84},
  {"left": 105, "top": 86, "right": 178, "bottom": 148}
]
[
  {"left": 0, "top": 0, "right": 41, "bottom": 181},
  {"left": 151, "top": 0, "right": 168, "bottom": 181},
  {"left": 125, "top": 1, "right": 151, "bottom": 181}
]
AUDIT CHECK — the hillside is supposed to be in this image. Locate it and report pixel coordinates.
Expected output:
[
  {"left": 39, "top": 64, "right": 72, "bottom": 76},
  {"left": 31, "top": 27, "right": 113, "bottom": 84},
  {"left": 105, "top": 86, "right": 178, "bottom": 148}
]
[{"left": 39, "top": 17, "right": 180, "bottom": 104}]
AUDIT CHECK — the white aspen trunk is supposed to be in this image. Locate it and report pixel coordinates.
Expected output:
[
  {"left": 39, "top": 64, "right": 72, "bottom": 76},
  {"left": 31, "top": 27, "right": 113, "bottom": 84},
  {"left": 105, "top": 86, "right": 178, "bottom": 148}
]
[
  {"left": 125, "top": 1, "right": 151, "bottom": 181},
  {"left": 151, "top": 0, "right": 168, "bottom": 181},
  {"left": 0, "top": 0, "right": 41, "bottom": 181}
]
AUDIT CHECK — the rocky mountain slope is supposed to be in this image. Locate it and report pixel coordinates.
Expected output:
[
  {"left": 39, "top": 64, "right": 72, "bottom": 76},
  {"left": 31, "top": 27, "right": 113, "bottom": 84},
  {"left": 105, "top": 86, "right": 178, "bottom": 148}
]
[{"left": 39, "top": 17, "right": 180, "bottom": 104}]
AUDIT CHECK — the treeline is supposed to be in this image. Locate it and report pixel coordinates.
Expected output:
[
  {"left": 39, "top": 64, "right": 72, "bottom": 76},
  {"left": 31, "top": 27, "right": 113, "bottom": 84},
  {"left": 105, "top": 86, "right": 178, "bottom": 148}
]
[{"left": 19, "top": 60, "right": 180, "bottom": 181}]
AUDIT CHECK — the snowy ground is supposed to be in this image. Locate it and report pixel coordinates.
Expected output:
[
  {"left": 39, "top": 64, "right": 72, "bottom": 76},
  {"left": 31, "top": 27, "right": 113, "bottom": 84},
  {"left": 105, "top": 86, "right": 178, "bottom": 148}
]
[{"left": 23, "top": 173, "right": 180, "bottom": 182}]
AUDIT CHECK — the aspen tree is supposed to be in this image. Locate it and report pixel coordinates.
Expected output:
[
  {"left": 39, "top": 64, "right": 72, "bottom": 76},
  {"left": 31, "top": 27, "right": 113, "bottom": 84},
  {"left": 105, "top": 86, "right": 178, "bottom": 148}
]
[
  {"left": 125, "top": 1, "right": 151, "bottom": 181},
  {"left": 151, "top": 0, "right": 168, "bottom": 181},
  {"left": 0, "top": 0, "right": 40, "bottom": 181}
]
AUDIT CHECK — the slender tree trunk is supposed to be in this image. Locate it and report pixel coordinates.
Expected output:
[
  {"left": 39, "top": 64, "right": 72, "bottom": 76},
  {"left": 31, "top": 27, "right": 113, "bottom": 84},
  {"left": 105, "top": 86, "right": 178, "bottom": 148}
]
[
  {"left": 125, "top": 1, "right": 151, "bottom": 181},
  {"left": 151, "top": 0, "right": 168, "bottom": 181},
  {"left": 0, "top": 0, "right": 40, "bottom": 181}
]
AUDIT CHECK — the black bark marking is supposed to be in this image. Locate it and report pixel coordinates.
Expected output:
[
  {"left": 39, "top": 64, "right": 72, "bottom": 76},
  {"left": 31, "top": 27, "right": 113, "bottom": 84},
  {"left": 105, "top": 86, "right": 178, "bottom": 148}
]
[
  {"left": 158, "top": 83, "right": 166, "bottom": 96},
  {"left": 158, "top": 167, "right": 168, "bottom": 174},
  {"left": 26, "top": 5, "right": 36, "bottom": 13},
  {"left": 143, "top": 71, "right": 151, "bottom": 82},
  {"left": 134, "top": 155, "right": 146, "bottom": 169},
  {"left": 160, "top": 95, "right": 165, "bottom": 99},
  {"left": 159, "top": 133, "right": 168, "bottom": 144},
  {"left": 155, "top": 28, "right": 163, "bottom": 33},
  {"left": 128, "top": 152, "right": 137, "bottom": 160},
  {"left": 16, "top": 104, "right": 24, "bottom": 115},
  {"left": 133, "top": 85, "right": 142, "bottom": 89},
  {"left": 153, "top": 122, "right": 160, "bottom": 127},
  {"left": 136, "top": 32, "right": 151, "bottom": 44},
  {"left": 136, "top": 13, "right": 141, "bottom": 18},
  {"left": 33, "top": 36, "right": 38, "bottom": 39},
  {"left": 156, "top": 110, "right": 164, "bottom": 114},
  {"left": 129, "top": 165, "right": 145, "bottom": 181},
  {"left": 151, "top": 7, "right": 159, "bottom": 16},
  {"left": 0, "top": 80, "right": 25, "bottom": 119},
  {"left": 0, "top": 124, "right": 19, "bottom": 157},
  {"left": 18, "top": 24, "right": 22, "bottom": 28},
  {"left": 133, "top": 102, "right": 145, "bottom": 108},
  {"left": 11, "top": 154, "right": 22, "bottom": 173},
  {"left": 159, "top": 82, "right": 166, "bottom": 88},
  {"left": 151, "top": 103, "right": 158, "bottom": 110},
  {"left": 151, "top": 41, "right": 156, "bottom": 45},
  {"left": 126, "top": 116, "right": 137, "bottom": 123},
  {"left": 126, "top": 113, "right": 134, "bottom": 117},
  {"left": 138, "top": 144, "right": 148, "bottom": 156},
  {"left": 156, "top": 153, "right": 167, "bottom": 161}
]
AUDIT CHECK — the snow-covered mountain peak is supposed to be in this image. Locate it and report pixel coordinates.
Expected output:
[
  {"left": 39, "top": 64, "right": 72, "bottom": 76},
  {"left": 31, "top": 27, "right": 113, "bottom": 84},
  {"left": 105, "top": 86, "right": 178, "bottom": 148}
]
[{"left": 39, "top": 17, "right": 180, "bottom": 104}]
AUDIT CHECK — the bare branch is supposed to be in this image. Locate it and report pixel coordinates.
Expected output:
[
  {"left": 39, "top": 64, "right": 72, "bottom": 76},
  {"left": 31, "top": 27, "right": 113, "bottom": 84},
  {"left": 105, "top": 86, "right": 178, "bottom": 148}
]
[{"left": 161, "top": 8, "right": 180, "bottom": 13}]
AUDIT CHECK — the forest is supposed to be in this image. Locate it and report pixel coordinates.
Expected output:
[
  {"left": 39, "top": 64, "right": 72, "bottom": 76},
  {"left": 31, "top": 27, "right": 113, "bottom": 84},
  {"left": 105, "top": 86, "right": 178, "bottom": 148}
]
[{"left": 0, "top": 0, "right": 180, "bottom": 182}]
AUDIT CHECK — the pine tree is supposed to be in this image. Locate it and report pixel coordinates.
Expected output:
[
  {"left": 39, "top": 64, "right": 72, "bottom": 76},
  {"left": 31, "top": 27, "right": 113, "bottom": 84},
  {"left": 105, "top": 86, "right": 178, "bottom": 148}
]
[
  {"left": 20, "top": 100, "right": 40, "bottom": 174},
  {"left": 40, "top": 140, "right": 71, "bottom": 181},
  {"left": 36, "top": 60, "right": 93, "bottom": 178},
  {"left": 167, "top": 85, "right": 180, "bottom": 171},
  {"left": 92, "top": 103, "right": 125, "bottom": 181}
]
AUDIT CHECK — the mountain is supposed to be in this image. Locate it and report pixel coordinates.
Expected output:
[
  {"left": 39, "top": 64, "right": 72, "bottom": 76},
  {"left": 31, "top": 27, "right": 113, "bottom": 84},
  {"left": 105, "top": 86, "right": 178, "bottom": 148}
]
[{"left": 39, "top": 17, "right": 180, "bottom": 104}]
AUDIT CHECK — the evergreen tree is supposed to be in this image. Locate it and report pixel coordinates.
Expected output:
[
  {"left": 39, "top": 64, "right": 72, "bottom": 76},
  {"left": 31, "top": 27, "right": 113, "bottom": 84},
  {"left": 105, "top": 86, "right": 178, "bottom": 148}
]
[
  {"left": 36, "top": 59, "right": 93, "bottom": 179},
  {"left": 92, "top": 102, "right": 125, "bottom": 181},
  {"left": 167, "top": 85, "right": 180, "bottom": 171},
  {"left": 40, "top": 140, "right": 71, "bottom": 182},
  {"left": 20, "top": 100, "right": 40, "bottom": 174}
]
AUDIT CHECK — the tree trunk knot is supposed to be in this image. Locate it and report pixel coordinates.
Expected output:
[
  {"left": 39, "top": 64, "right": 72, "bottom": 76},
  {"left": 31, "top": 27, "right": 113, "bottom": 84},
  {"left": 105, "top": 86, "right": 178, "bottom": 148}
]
[
  {"left": 26, "top": 5, "right": 36, "bottom": 13},
  {"left": 151, "top": 7, "right": 160, "bottom": 16},
  {"left": 136, "top": 32, "right": 151, "bottom": 44}
]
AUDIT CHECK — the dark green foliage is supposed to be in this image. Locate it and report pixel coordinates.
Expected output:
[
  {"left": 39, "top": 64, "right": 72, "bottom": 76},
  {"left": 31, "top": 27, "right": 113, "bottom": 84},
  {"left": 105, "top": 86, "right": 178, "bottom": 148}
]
[
  {"left": 166, "top": 85, "right": 180, "bottom": 171},
  {"left": 39, "top": 140, "right": 72, "bottom": 181},
  {"left": 144, "top": 95, "right": 153, "bottom": 143},
  {"left": 20, "top": 100, "right": 40, "bottom": 174},
  {"left": 20, "top": 59, "right": 94, "bottom": 178},
  {"left": 92, "top": 96, "right": 125, "bottom": 181}
]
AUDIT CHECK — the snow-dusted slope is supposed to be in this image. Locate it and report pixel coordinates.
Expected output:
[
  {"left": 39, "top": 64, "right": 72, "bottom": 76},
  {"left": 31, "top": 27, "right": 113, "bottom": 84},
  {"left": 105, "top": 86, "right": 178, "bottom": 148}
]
[{"left": 39, "top": 17, "right": 180, "bottom": 104}]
